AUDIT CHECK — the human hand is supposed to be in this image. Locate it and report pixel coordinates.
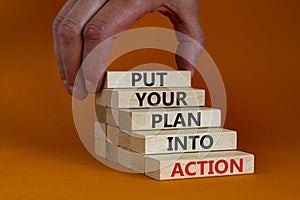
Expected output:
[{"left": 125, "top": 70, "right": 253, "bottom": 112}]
[{"left": 53, "top": 0, "right": 205, "bottom": 98}]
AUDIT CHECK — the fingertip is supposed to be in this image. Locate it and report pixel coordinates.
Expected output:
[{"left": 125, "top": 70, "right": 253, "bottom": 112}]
[
  {"left": 62, "top": 79, "right": 72, "bottom": 94},
  {"left": 176, "top": 55, "right": 195, "bottom": 75},
  {"left": 71, "top": 85, "right": 89, "bottom": 100},
  {"left": 85, "top": 80, "right": 97, "bottom": 94}
]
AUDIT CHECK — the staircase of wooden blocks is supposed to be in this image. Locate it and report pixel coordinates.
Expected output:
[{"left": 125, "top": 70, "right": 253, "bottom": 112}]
[{"left": 95, "top": 71, "right": 255, "bottom": 180}]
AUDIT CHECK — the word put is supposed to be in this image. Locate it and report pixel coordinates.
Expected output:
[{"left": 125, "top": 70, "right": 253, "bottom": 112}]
[{"left": 132, "top": 72, "right": 167, "bottom": 87}]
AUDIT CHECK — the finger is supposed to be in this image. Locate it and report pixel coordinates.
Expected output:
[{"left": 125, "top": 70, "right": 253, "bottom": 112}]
[
  {"left": 82, "top": 0, "right": 155, "bottom": 93},
  {"left": 53, "top": 0, "right": 77, "bottom": 93},
  {"left": 160, "top": 0, "right": 206, "bottom": 73},
  {"left": 57, "top": 0, "right": 108, "bottom": 98}
]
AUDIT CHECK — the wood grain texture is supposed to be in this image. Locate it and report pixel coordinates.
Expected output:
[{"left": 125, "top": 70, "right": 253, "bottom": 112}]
[
  {"left": 105, "top": 142, "right": 145, "bottom": 173},
  {"left": 103, "top": 88, "right": 205, "bottom": 108},
  {"left": 118, "top": 147, "right": 145, "bottom": 173},
  {"left": 103, "top": 71, "right": 191, "bottom": 88},
  {"left": 95, "top": 139, "right": 106, "bottom": 158},
  {"left": 94, "top": 122, "right": 106, "bottom": 140},
  {"left": 129, "top": 128, "right": 237, "bottom": 154},
  {"left": 106, "top": 126, "right": 237, "bottom": 154},
  {"left": 107, "top": 126, "right": 130, "bottom": 150},
  {"left": 106, "top": 142, "right": 119, "bottom": 163},
  {"left": 145, "top": 151, "right": 254, "bottom": 180},
  {"left": 96, "top": 105, "right": 119, "bottom": 127},
  {"left": 95, "top": 89, "right": 107, "bottom": 106},
  {"left": 118, "top": 107, "right": 221, "bottom": 131}
]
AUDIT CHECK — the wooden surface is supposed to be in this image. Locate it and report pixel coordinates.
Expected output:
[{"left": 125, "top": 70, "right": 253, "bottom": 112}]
[
  {"left": 94, "top": 122, "right": 106, "bottom": 140},
  {"left": 145, "top": 151, "right": 254, "bottom": 180},
  {"left": 97, "top": 88, "right": 205, "bottom": 108},
  {"left": 106, "top": 126, "right": 237, "bottom": 154},
  {"left": 106, "top": 142, "right": 119, "bottom": 163},
  {"left": 107, "top": 126, "right": 131, "bottom": 149},
  {"left": 96, "top": 72, "right": 242, "bottom": 181},
  {"left": 119, "top": 147, "right": 145, "bottom": 173},
  {"left": 96, "top": 105, "right": 119, "bottom": 127},
  {"left": 95, "top": 139, "right": 106, "bottom": 158},
  {"left": 95, "top": 89, "right": 107, "bottom": 106},
  {"left": 118, "top": 107, "right": 221, "bottom": 130},
  {"left": 130, "top": 128, "right": 237, "bottom": 154},
  {"left": 105, "top": 141, "right": 145, "bottom": 173},
  {"left": 104, "top": 71, "right": 191, "bottom": 88}
]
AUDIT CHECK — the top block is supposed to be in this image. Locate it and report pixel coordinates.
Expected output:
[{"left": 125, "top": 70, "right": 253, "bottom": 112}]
[{"left": 103, "top": 71, "right": 191, "bottom": 88}]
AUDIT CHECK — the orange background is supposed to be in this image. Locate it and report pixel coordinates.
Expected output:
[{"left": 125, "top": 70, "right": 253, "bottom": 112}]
[{"left": 0, "top": 0, "right": 299, "bottom": 199}]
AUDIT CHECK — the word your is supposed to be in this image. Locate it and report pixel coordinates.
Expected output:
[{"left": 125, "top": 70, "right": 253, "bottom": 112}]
[{"left": 135, "top": 92, "right": 187, "bottom": 107}]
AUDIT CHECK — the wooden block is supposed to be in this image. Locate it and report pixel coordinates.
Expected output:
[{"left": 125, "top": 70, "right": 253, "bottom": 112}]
[
  {"left": 106, "top": 142, "right": 119, "bottom": 163},
  {"left": 118, "top": 107, "right": 221, "bottom": 131},
  {"left": 130, "top": 151, "right": 145, "bottom": 173},
  {"left": 95, "top": 139, "right": 106, "bottom": 158},
  {"left": 107, "top": 126, "right": 130, "bottom": 149},
  {"left": 95, "top": 89, "right": 107, "bottom": 106},
  {"left": 96, "top": 105, "right": 118, "bottom": 127},
  {"left": 105, "top": 142, "right": 145, "bottom": 173},
  {"left": 104, "top": 88, "right": 205, "bottom": 108},
  {"left": 118, "top": 147, "right": 131, "bottom": 169},
  {"left": 108, "top": 127, "right": 236, "bottom": 154},
  {"left": 145, "top": 151, "right": 254, "bottom": 180},
  {"left": 104, "top": 71, "right": 191, "bottom": 88},
  {"left": 105, "top": 107, "right": 118, "bottom": 127},
  {"left": 95, "top": 122, "right": 106, "bottom": 140},
  {"left": 118, "top": 147, "right": 145, "bottom": 173},
  {"left": 129, "top": 128, "right": 237, "bottom": 154},
  {"left": 96, "top": 104, "right": 106, "bottom": 123}
]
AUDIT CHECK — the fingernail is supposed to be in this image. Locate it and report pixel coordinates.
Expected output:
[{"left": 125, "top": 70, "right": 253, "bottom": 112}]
[
  {"left": 63, "top": 79, "right": 68, "bottom": 87},
  {"left": 70, "top": 85, "right": 77, "bottom": 93},
  {"left": 71, "top": 86, "right": 88, "bottom": 100},
  {"left": 85, "top": 80, "right": 95, "bottom": 93},
  {"left": 63, "top": 80, "right": 72, "bottom": 93}
]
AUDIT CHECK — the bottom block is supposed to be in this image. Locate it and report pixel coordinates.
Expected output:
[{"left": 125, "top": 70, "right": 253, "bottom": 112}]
[
  {"left": 145, "top": 151, "right": 254, "bottom": 180},
  {"left": 119, "top": 148, "right": 145, "bottom": 173}
]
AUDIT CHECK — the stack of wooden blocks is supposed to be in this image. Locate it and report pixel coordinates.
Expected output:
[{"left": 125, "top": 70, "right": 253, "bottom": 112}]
[{"left": 95, "top": 71, "right": 254, "bottom": 180}]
